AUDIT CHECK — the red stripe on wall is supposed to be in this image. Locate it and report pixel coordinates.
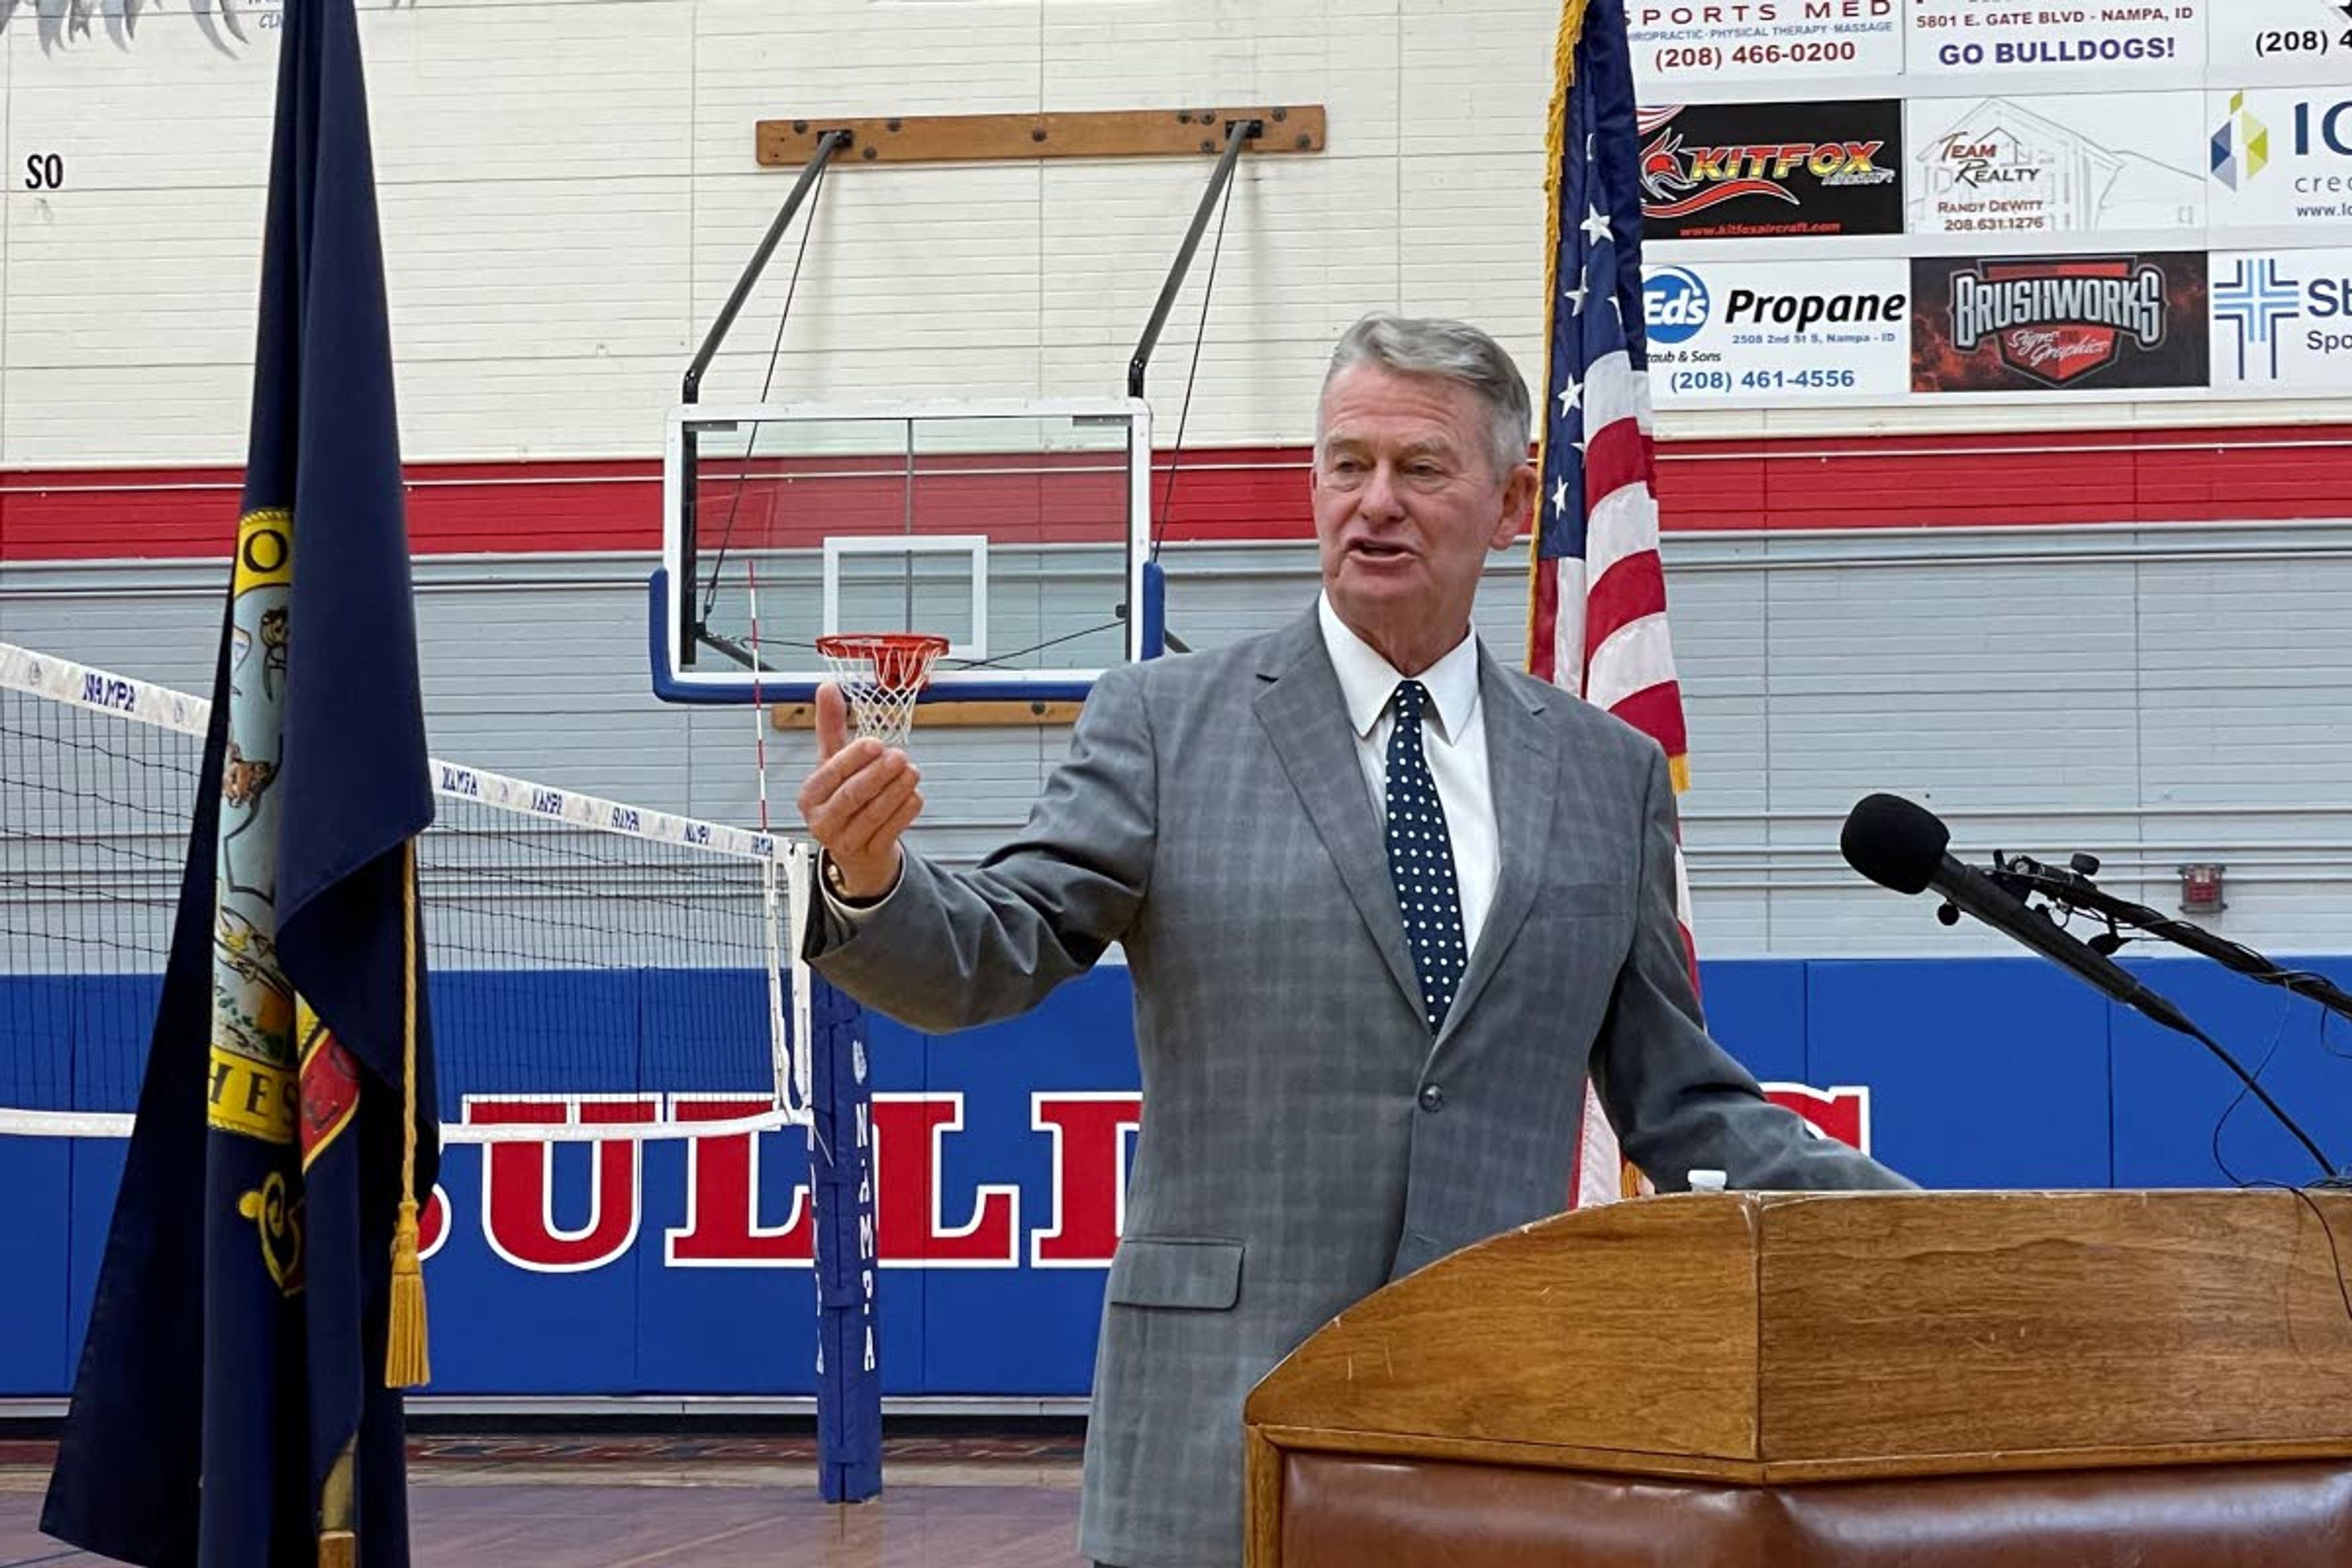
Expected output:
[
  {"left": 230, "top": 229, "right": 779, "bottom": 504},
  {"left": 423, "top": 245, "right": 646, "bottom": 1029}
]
[{"left": 7, "top": 427, "right": 2352, "bottom": 564}]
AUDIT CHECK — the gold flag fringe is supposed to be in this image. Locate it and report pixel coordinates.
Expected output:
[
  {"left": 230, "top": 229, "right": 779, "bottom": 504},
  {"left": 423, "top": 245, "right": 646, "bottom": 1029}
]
[{"left": 385, "top": 838, "right": 430, "bottom": 1389}]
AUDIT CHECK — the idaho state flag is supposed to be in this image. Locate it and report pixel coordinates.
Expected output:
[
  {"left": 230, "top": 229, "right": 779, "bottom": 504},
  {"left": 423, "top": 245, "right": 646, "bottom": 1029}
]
[{"left": 40, "top": 0, "right": 439, "bottom": 1562}]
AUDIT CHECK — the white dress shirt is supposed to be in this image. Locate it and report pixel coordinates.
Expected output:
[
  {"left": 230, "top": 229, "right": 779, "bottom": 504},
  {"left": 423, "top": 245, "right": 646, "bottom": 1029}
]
[
  {"left": 1315, "top": 593, "right": 1501, "bottom": 964},
  {"left": 824, "top": 600, "right": 1505, "bottom": 961}
]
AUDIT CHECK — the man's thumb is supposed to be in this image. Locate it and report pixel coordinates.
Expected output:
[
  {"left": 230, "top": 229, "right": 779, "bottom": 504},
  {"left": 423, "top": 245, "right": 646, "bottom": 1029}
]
[{"left": 815, "top": 682, "right": 850, "bottom": 759}]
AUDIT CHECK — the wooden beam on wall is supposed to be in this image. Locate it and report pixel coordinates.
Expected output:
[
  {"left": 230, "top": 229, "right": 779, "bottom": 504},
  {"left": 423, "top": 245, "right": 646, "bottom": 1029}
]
[
  {"left": 756, "top": 106, "right": 1326, "bottom": 167},
  {"left": 768, "top": 699, "right": 1083, "bottom": 731}
]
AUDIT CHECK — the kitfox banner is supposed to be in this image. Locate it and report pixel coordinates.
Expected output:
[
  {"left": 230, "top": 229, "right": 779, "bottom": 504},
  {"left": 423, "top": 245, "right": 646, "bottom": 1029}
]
[{"left": 1638, "top": 99, "right": 1905, "bottom": 239}]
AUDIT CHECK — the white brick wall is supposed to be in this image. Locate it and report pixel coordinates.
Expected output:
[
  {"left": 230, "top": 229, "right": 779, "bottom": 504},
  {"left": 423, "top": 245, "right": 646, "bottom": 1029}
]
[{"left": 12, "top": 0, "right": 2351, "bottom": 465}]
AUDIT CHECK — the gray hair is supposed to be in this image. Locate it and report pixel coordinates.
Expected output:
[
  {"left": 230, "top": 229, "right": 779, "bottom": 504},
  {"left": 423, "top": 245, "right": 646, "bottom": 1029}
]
[{"left": 1318, "top": 314, "right": 1533, "bottom": 479}]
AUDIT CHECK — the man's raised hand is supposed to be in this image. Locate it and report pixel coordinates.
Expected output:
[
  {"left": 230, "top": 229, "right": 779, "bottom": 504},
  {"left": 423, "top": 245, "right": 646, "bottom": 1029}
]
[{"left": 796, "top": 682, "right": 922, "bottom": 900}]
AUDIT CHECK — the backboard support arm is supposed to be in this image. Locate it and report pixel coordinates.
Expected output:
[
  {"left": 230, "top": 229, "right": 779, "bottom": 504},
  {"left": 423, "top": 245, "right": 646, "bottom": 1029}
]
[
  {"left": 1130, "top": 116, "right": 1262, "bottom": 402},
  {"left": 678, "top": 129, "right": 850, "bottom": 669}
]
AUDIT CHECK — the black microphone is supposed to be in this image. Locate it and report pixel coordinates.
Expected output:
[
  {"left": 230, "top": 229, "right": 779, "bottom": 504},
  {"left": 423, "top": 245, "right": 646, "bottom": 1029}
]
[
  {"left": 1841, "top": 793, "right": 2344, "bottom": 1184},
  {"left": 1839, "top": 793, "right": 2198, "bottom": 1036}
]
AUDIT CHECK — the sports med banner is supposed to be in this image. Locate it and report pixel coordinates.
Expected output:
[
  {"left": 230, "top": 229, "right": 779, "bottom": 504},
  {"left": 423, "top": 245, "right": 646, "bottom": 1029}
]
[
  {"left": 1627, "top": 0, "right": 1902, "bottom": 85},
  {"left": 1644, "top": 258, "right": 1911, "bottom": 404},
  {"left": 1630, "top": 0, "right": 2352, "bottom": 84}
]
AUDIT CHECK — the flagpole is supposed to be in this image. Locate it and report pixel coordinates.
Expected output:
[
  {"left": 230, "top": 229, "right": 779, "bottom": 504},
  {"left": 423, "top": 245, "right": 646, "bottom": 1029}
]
[
  {"left": 318, "top": 1441, "right": 356, "bottom": 1567},
  {"left": 1528, "top": 0, "right": 1589, "bottom": 673}
]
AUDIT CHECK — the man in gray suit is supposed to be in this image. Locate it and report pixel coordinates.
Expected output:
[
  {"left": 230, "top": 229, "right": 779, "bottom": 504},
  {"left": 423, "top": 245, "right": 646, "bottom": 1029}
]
[{"left": 796, "top": 314, "right": 1913, "bottom": 1568}]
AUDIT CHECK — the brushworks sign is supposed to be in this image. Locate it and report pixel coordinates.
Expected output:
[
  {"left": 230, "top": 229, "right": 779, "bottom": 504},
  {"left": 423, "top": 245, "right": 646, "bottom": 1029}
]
[
  {"left": 1953, "top": 265, "right": 2167, "bottom": 356},
  {"left": 1912, "top": 252, "right": 2210, "bottom": 391}
]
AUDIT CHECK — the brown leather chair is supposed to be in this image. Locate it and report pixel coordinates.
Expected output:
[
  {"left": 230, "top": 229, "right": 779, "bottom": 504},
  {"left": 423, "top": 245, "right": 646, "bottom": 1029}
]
[{"left": 1278, "top": 1452, "right": 2352, "bottom": 1566}]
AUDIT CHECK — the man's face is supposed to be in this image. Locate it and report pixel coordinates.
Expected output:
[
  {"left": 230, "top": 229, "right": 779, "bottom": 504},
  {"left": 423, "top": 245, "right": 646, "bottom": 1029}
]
[{"left": 1310, "top": 364, "right": 1534, "bottom": 667}]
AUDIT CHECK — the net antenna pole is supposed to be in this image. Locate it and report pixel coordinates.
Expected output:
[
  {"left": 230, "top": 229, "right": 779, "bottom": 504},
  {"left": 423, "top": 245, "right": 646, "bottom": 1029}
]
[
  {"left": 746, "top": 559, "right": 809, "bottom": 1119},
  {"left": 678, "top": 127, "right": 851, "bottom": 668}
]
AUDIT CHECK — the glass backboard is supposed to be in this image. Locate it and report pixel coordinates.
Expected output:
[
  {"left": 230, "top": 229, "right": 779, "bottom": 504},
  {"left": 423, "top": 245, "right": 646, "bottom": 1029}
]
[{"left": 652, "top": 399, "right": 1161, "bottom": 705}]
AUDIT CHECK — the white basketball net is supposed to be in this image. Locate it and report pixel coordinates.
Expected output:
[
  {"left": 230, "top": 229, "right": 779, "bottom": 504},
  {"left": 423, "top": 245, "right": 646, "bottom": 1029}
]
[{"left": 816, "top": 634, "right": 946, "bottom": 750}]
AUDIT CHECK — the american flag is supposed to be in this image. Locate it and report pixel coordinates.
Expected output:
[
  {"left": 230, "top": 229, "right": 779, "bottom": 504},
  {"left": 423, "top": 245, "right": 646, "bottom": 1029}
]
[{"left": 1527, "top": 0, "right": 1698, "bottom": 1210}]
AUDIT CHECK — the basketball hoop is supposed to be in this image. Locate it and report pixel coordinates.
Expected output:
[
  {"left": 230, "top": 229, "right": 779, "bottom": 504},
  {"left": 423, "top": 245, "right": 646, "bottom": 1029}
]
[{"left": 816, "top": 633, "right": 948, "bottom": 751}]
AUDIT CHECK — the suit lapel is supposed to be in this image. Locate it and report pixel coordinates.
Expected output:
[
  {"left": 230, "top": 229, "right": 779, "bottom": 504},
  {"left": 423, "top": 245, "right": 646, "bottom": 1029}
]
[
  {"left": 1437, "top": 653, "right": 1562, "bottom": 1043},
  {"left": 1253, "top": 613, "right": 1425, "bottom": 1023}
]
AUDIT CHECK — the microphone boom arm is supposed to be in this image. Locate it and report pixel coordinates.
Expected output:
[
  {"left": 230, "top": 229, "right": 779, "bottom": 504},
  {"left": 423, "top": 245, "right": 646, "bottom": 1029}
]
[
  {"left": 1838, "top": 793, "right": 2347, "bottom": 1185},
  {"left": 1988, "top": 853, "right": 2348, "bottom": 1186},
  {"left": 1992, "top": 856, "right": 2352, "bottom": 1026}
]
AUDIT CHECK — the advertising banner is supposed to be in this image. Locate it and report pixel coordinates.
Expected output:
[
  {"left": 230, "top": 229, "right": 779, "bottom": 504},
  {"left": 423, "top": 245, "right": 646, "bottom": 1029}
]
[
  {"left": 2208, "top": 0, "right": 2352, "bottom": 74},
  {"left": 1911, "top": 251, "right": 2210, "bottom": 391},
  {"left": 1906, "top": 93, "right": 2205, "bottom": 236},
  {"left": 1645, "top": 258, "right": 1912, "bottom": 404},
  {"left": 1905, "top": 0, "right": 2204, "bottom": 77},
  {"left": 2207, "top": 88, "right": 2352, "bottom": 235},
  {"left": 1639, "top": 99, "right": 1904, "bottom": 240},
  {"left": 2210, "top": 247, "right": 2352, "bottom": 390},
  {"left": 1627, "top": 0, "right": 1903, "bottom": 86}
]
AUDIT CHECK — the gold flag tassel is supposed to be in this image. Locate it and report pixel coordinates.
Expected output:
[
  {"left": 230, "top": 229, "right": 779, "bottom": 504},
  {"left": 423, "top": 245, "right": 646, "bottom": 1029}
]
[{"left": 385, "top": 837, "right": 431, "bottom": 1388}]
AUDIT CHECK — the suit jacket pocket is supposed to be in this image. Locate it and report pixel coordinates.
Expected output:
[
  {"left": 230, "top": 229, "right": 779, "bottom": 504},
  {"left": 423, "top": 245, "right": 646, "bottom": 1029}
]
[{"left": 1106, "top": 1236, "right": 1245, "bottom": 1310}]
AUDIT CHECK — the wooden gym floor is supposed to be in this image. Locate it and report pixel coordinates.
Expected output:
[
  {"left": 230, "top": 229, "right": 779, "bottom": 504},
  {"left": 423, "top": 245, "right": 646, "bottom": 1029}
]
[{"left": 0, "top": 1433, "right": 1091, "bottom": 1567}]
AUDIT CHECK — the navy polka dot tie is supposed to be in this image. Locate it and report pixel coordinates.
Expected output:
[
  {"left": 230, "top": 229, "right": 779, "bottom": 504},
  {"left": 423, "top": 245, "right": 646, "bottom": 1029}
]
[{"left": 1384, "top": 679, "right": 1469, "bottom": 1032}]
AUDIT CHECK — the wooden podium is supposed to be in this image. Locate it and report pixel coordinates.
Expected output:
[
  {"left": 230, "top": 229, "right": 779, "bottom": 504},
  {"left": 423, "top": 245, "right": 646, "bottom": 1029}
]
[{"left": 1243, "top": 1190, "right": 2352, "bottom": 1567}]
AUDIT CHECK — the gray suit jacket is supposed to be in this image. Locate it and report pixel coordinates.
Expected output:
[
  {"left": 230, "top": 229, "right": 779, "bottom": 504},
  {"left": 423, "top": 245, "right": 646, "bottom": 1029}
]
[{"left": 805, "top": 605, "right": 1911, "bottom": 1568}]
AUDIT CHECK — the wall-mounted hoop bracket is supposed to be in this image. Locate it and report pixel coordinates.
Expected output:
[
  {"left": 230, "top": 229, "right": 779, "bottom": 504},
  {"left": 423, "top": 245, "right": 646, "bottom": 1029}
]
[{"left": 755, "top": 105, "right": 1325, "bottom": 167}]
